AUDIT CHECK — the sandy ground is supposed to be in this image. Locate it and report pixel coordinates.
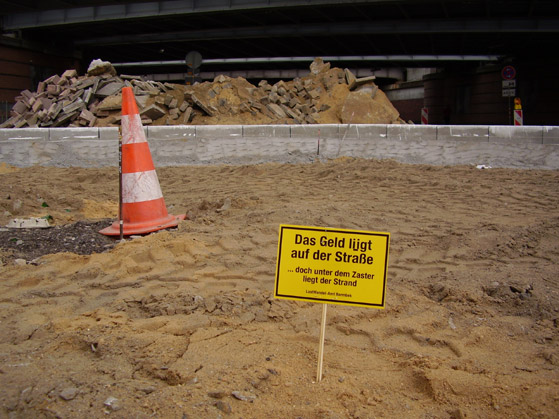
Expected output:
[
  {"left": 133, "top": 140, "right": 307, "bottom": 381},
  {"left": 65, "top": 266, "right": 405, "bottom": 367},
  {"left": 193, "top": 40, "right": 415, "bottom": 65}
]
[{"left": 0, "top": 158, "right": 558, "bottom": 418}]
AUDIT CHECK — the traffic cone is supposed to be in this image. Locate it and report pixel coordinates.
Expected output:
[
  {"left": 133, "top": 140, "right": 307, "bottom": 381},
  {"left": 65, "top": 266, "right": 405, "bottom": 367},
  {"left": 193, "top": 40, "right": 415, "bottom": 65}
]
[{"left": 100, "top": 87, "right": 186, "bottom": 236}]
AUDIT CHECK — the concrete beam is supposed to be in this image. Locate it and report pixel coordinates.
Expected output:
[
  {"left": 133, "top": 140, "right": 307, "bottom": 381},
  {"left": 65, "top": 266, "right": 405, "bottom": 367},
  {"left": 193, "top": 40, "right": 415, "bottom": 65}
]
[{"left": 5, "top": 0, "right": 402, "bottom": 29}]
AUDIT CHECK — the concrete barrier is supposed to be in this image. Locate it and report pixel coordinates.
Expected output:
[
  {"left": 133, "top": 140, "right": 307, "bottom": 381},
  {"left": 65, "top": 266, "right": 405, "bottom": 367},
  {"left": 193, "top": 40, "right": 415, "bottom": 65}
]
[
  {"left": 387, "top": 124, "right": 437, "bottom": 142},
  {"left": 99, "top": 127, "right": 119, "bottom": 140},
  {"left": 49, "top": 127, "right": 101, "bottom": 141},
  {"left": 543, "top": 126, "right": 559, "bottom": 145},
  {"left": 0, "top": 128, "right": 49, "bottom": 141},
  {"left": 489, "top": 126, "right": 543, "bottom": 144},
  {"left": 1, "top": 124, "right": 558, "bottom": 169},
  {"left": 437, "top": 126, "right": 489, "bottom": 142},
  {"left": 339, "top": 124, "right": 387, "bottom": 140},
  {"left": 291, "top": 124, "right": 339, "bottom": 138},
  {"left": 146, "top": 125, "right": 195, "bottom": 140},
  {"left": 196, "top": 125, "right": 242, "bottom": 139},
  {"left": 242, "top": 125, "right": 290, "bottom": 138}
]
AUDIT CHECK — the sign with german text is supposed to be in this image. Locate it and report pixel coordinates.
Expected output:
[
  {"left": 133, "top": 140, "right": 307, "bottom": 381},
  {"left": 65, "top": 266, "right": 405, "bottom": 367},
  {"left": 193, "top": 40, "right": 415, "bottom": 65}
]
[
  {"left": 502, "top": 88, "right": 516, "bottom": 97},
  {"left": 274, "top": 225, "right": 390, "bottom": 308}
]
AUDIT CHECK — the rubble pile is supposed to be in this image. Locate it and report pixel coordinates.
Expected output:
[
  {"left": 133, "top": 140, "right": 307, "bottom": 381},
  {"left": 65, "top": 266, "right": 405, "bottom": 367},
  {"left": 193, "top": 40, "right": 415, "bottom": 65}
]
[
  {"left": 1, "top": 58, "right": 404, "bottom": 129},
  {"left": 0, "top": 60, "right": 186, "bottom": 129}
]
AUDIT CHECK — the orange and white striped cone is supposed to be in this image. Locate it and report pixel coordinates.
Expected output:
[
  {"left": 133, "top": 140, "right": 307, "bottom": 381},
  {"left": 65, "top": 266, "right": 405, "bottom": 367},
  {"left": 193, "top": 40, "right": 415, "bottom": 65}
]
[{"left": 100, "top": 87, "right": 186, "bottom": 236}]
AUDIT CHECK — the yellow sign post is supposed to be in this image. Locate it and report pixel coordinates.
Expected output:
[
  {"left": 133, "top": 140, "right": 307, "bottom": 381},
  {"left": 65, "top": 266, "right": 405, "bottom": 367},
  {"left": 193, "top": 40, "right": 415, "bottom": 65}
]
[{"left": 274, "top": 224, "right": 390, "bottom": 381}]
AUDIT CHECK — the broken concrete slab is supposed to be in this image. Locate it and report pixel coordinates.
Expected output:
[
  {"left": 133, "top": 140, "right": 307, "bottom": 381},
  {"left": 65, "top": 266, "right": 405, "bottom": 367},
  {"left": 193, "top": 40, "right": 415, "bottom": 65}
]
[
  {"left": 266, "top": 103, "right": 287, "bottom": 119},
  {"left": 12, "top": 101, "right": 28, "bottom": 115},
  {"left": 78, "top": 109, "right": 97, "bottom": 127},
  {"left": 87, "top": 59, "right": 117, "bottom": 76},
  {"left": 97, "top": 95, "right": 122, "bottom": 111},
  {"left": 310, "top": 57, "right": 330, "bottom": 74},
  {"left": 62, "top": 69, "right": 78, "bottom": 79},
  {"left": 164, "top": 95, "right": 174, "bottom": 106},
  {"left": 53, "top": 110, "right": 80, "bottom": 127},
  {"left": 283, "top": 106, "right": 303, "bottom": 123},
  {"left": 95, "top": 81, "right": 125, "bottom": 98},
  {"left": 355, "top": 84, "right": 379, "bottom": 98},
  {"left": 345, "top": 69, "right": 357, "bottom": 90},
  {"left": 140, "top": 104, "right": 167, "bottom": 120},
  {"left": 353, "top": 75, "right": 377, "bottom": 89},
  {"left": 6, "top": 218, "right": 51, "bottom": 228},
  {"left": 190, "top": 94, "right": 217, "bottom": 116},
  {"left": 135, "top": 95, "right": 150, "bottom": 109},
  {"left": 180, "top": 107, "right": 193, "bottom": 124},
  {"left": 62, "top": 98, "right": 85, "bottom": 114},
  {"left": 47, "top": 84, "right": 62, "bottom": 96},
  {"left": 179, "top": 101, "right": 189, "bottom": 112}
]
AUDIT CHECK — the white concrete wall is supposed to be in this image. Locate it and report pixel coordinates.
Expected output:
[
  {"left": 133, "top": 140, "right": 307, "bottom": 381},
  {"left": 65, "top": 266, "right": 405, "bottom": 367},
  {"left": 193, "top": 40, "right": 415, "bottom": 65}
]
[{"left": 1, "top": 124, "right": 558, "bottom": 169}]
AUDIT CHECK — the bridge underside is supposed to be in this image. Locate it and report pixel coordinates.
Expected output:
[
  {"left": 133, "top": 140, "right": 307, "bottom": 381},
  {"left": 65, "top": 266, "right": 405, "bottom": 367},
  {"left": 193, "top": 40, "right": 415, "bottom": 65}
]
[{"left": 1, "top": 0, "right": 558, "bottom": 78}]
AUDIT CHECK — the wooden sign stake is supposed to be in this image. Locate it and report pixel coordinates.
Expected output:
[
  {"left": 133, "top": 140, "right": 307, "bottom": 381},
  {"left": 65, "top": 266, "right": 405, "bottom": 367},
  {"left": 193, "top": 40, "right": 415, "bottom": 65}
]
[
  {"left": 316, "top": 303, "right": 328, "bottom": 382},
  {"left": 118, "top": 133, "right": 124, "bottom": 241}
]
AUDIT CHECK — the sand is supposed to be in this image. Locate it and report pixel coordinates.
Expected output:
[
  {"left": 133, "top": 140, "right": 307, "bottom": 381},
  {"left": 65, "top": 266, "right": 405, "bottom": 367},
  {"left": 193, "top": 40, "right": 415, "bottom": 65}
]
[{"left": 0, "top": 158, "right": 558, "bottom": 418}]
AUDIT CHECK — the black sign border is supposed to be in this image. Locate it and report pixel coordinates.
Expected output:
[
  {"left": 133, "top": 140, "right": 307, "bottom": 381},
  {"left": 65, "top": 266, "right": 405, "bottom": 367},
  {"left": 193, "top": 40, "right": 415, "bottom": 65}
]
[{"left": 275, "top": 225, "right": 390, "bottom": 308}]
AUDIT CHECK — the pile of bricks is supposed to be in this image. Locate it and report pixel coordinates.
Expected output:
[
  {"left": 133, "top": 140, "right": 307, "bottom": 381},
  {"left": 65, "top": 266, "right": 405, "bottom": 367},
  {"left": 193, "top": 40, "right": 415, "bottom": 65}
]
[
  {"left": 0, "top": 67, "right": 185, "bottom": 128},
  {"left": 249, "top": 77, "right": 328, "bottom": 124},
  {"left": 1, "top": 58, "right": 402, "bottom": 128}
]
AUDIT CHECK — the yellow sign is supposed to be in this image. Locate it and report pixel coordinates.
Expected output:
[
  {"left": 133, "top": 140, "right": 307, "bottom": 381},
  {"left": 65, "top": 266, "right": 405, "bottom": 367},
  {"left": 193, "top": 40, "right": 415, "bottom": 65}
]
[{"left": 274, "top": 225, "right": 390, "bottom": 308}]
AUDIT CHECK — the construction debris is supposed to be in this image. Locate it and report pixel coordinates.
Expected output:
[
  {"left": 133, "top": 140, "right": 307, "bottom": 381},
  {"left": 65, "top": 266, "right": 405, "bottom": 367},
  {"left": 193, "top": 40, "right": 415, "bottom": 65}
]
[
  {"left": 6, "top": 218, "right": 52, "bottom": 229},
  {"left": 1, "top": 58, "right": 405, "bottom": 129}
]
